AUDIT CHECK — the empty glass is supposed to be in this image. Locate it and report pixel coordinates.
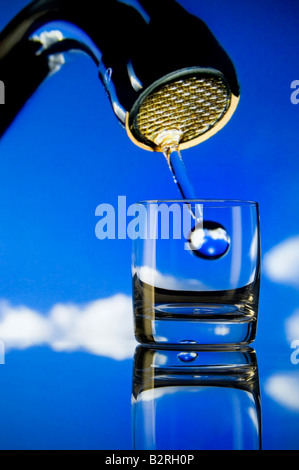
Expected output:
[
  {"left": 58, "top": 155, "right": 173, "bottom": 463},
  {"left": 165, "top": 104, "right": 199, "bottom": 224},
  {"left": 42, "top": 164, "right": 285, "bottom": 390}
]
[{"left": 132, "top": 200, "right": 261, "bottom": 347}]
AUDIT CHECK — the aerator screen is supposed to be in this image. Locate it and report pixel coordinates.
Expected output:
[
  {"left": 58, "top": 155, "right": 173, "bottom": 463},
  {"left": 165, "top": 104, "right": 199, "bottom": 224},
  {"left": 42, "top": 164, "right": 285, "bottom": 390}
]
[{"left": 130, "top": 74, "right": 231, "bottom": 151}]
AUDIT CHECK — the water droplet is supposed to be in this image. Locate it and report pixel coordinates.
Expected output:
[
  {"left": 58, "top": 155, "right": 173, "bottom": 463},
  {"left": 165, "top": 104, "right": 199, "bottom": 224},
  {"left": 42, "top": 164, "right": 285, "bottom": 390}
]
[
  {"left": 177, "top": 352, "right": 198, "bottom": 363},
  {"left": 104, "top": 67, "right": 113, "bottom": 85},
  {"left": 188, "top": 221, "right": 230, "bottom": 260}
]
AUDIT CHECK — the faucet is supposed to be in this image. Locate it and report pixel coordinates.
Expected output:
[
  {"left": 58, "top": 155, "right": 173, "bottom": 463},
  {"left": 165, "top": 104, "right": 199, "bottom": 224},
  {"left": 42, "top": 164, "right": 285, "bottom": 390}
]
[{"left": 0, "top": 0, "right": 240, "bottom": 152}]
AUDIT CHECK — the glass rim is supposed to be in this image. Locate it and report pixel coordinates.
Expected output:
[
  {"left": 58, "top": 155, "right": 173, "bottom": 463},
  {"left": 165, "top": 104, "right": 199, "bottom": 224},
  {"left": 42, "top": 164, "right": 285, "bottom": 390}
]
[{"left": 136, "top": 199, "right": 258, "bottom": 208}]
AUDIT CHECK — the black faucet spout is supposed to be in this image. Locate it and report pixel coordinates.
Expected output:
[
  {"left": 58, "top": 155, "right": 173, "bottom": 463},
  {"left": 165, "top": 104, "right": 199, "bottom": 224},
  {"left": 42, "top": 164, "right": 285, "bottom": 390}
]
[{"left": 0, "top": 0, "right": 240, "bottom": 151}]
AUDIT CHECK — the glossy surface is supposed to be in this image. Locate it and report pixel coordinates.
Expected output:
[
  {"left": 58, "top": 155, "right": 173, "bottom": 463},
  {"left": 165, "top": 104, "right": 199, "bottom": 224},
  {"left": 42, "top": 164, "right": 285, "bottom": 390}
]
[
  {"left": 0, "top": 337, "right": 299, "bottom": 449},
  {"left": 0, "top": 0, "right": 298, "bottom": 450}
]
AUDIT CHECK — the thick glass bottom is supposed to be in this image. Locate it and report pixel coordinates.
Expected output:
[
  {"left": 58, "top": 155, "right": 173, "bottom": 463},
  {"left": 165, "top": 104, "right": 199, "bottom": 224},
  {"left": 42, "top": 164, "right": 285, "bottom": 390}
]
[{"left": 133, "top": 276, "right": 259, "bottom": 347}]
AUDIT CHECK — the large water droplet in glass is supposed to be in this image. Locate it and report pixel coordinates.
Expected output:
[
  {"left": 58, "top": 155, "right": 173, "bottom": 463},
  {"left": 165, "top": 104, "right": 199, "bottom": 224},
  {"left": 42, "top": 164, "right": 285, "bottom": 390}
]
[{"left": 188, "top": 221, "right": 230, "bottom": 260}]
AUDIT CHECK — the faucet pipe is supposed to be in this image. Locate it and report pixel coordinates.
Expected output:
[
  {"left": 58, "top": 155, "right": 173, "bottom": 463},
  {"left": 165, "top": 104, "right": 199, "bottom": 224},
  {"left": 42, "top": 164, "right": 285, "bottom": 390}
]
[{"left": 0, "top": 0, "right": 240, "bottom": 150}]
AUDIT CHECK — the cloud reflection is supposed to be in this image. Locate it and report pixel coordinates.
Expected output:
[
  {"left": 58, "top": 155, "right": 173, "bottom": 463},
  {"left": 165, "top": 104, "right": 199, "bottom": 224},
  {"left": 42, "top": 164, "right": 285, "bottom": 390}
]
[
  {"left": 138, "top": 265, "right": 206, "bottom": 290},
  {"left": 285, "top": 309, "right": 299, "bottom": 344},
  {"left": 265, "top": 373, "right": 299, "bottom": 412},
  {"left": 263, "top": 236, "right": 299, "bottom": 288},
  {"left": 0, "top": 295, "right": 136, "bottom": 360}
]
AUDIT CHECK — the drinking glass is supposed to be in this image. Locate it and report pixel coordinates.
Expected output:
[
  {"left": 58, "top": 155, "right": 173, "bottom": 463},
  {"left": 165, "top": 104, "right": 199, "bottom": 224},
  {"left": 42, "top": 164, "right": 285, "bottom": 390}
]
[{"left": 132, "top": 200, "right": 261, "bottom": 347}]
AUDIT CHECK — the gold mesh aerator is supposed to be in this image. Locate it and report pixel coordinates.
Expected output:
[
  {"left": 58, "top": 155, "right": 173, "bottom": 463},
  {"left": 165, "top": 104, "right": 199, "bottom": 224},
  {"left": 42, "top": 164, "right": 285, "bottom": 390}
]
[{"left": 126, "top": 68, "right": 240, "bottom": 152}]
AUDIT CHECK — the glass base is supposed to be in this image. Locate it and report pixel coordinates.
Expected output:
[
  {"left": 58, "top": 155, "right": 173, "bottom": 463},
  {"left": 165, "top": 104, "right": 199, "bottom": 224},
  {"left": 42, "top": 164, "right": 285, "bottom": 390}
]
[
  {"left": 134, "top": 303, "right": 257, "bottom": 348},
  {"left": 133, "top": 275, "right": 259, "bottom": 348}
]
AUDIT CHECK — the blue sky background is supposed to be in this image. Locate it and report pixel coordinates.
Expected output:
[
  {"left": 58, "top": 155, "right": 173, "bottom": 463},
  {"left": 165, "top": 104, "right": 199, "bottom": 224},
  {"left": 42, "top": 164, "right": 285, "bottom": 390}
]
[{"left": 0, "top": 0, "right": 299, "bottom": 450}]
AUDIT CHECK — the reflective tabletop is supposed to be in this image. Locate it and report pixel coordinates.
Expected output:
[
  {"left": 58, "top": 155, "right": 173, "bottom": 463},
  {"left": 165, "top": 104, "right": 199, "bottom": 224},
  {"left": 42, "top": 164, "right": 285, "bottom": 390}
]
[{"left": 0, "top": 324, "right": 298, "bottom": 450}]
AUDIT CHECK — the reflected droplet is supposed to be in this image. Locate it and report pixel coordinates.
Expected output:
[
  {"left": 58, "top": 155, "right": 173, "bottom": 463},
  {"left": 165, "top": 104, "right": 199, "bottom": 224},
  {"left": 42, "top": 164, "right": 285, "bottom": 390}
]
[
  {"left": 188, "top": 221, "right": 230, "bottom": 260},
  {"left": 179, "top": 340, "right": 198, "bottom": 346},
  {"left": 177, "top": 352, "right": 198, "bottom": 363}
]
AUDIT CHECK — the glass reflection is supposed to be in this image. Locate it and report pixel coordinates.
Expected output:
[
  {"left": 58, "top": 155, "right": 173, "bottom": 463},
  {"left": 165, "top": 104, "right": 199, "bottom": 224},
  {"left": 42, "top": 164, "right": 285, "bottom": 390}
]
[{"left": 132, "top": 346, "right": 262, "bottom": 450}]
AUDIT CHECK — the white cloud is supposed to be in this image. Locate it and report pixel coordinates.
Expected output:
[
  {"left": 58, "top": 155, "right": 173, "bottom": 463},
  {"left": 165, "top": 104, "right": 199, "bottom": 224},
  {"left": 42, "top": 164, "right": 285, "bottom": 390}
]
[
  {"left": 285, "top": 309, "right": 299, "bottom": 344},
  {"left": 265, "top": 373, "right": 299, "bottom": 412},
  {"left": 0, "top": 294, "right": 136, "bottom": 360},
  {"left": 0, "top": 302, "right": 50, "bottom": 350},
  {"left": 263, "top": 236, "right": 299, "bottom": 288}
]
